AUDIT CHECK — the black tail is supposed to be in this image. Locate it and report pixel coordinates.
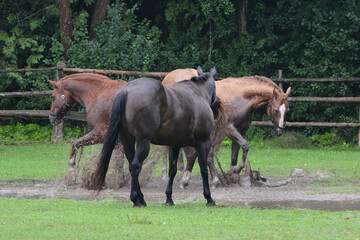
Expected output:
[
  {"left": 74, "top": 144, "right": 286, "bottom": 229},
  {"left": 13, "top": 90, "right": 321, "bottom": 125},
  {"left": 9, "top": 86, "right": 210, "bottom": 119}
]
[{"left": 93, "top": 91, "right": 127, "bottom": 189}]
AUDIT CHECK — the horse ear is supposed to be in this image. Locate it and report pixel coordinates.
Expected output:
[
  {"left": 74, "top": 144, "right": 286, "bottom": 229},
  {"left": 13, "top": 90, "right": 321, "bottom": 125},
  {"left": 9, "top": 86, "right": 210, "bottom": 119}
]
[
  {"left": 285, "top": 87, "right": 291, "bottom": 98},
  {"left": 273, "top": 87, "right": 278, "bottom": 96},
  {"left": 197, "top": 66, "right": 203, "bottom": 75},
  {"left": 210, "top": 66, "right": 217, "bottom": 77},
  {"left": 48, "top": 80, "right": 58, "bottom": 89}
]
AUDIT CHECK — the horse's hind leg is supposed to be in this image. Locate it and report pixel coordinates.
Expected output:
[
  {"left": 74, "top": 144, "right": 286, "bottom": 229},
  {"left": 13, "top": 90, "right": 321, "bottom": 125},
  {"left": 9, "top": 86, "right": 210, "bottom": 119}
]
[
  {"left": 162, "top": 147, "right": 168, "bottom": 180},
  {"left": 227, "top": 124, "right": 249, "bottom": 174},
  {"left": 165, "top": 146, "right": 180, "bottom": 206},
  {"left": 207, "top": 150, "right": 220, "bottom": 188},
  {"left": 180, "top": 147, "right": 198, "bottom": 189},
  {"left": 129, "top": 139, "right": 150, "bottom": 207},
  {"left": 196, "top": 140, "right": 216, "bottom": 206},
  {"left": 163, "top": 148, "right": 184, "bottom": 181}
]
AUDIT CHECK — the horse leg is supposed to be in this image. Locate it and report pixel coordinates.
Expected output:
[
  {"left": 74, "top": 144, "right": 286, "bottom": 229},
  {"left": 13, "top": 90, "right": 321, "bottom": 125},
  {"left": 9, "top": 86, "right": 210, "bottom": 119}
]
[
  {"left": 196, "top": 140, "right": 216, "bottom": 206},
  {"left": 129, "top": 139, "right": 150, "bottom": 207},
  {"left": 112, "top": 143, "right": 126, "bottom": 187},
  {"left": 162, "top": 147, "right": 168, "bottom": 180},
  {"left": 207, "top": 150, "right": 220, "bottom": 188},
  {"left": 180, "top": 147, "right": 198, "bottom": 189},
  {"left": 178, "top": 149, "right": 185, "bottom": 174},
  {"left": 68, "top": 131, "right": 101, "bottom": 171},
  {"left": 227, "top": 124, "right": 249, "bottom": 174},
  {"left": 165, "top": 146, "right": 180, "bottom": 206}
]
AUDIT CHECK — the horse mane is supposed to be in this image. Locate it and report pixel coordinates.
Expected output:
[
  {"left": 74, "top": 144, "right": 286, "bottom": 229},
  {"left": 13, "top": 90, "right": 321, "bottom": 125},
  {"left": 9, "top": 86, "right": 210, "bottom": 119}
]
[
  {"left": 61, "top": 73, "right": 119, "bottom": 89},
  {"left": 190, "top": 73, "right": 210, "bottom": 84},
  {"left": 253, "top": 75, "right": 282, "bottom": 92}
]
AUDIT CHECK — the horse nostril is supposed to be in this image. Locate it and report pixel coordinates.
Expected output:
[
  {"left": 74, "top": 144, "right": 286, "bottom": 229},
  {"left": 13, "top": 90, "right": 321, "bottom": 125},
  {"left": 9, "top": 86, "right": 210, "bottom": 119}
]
[{"left": 275, "top": 128, "right": 283, "bottom": 136}]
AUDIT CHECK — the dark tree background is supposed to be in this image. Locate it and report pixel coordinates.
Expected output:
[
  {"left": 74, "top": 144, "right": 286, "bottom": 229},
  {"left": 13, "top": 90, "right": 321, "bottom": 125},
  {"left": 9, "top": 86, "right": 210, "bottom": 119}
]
[{"left": 0, "top": 0, "right": 359, "bottom": 143}]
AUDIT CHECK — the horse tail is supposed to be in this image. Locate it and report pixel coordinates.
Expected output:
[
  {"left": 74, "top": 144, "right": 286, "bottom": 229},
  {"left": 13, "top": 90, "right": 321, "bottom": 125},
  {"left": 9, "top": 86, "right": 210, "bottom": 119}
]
[
  {"left": 93, "top": 90, "right": 127, "bottom": 189},
  {"left": 210, "top": 97, "right": 227, "bottom": 154}
]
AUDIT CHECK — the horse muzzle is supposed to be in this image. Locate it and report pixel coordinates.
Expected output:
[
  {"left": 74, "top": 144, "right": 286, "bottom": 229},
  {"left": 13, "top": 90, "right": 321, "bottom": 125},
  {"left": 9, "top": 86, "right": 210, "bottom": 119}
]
[
  {"left": 49, "top": 115, "right": 62, "bottom": 125},
  {"left": 275, "top": 127, "right": 284, "bottom": 137}
]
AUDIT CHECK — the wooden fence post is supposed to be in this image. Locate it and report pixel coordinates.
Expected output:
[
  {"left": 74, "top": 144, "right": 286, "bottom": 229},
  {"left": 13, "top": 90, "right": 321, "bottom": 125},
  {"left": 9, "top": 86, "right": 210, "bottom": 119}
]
[{"left": 51, "top": 62, "right": 66, "bottom": 140}]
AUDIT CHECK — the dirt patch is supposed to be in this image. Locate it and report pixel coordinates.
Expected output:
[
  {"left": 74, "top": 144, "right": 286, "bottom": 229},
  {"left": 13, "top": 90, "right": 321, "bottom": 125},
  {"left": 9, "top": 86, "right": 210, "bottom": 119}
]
[{"left": 1, "top": 173, "right": 360, "bottom": 211}]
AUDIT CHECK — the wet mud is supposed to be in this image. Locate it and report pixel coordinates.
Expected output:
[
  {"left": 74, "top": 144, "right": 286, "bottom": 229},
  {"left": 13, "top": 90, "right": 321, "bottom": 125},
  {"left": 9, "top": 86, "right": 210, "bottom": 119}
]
[{"left": 1, "top": 175, "right": 360, "bottom": 212}]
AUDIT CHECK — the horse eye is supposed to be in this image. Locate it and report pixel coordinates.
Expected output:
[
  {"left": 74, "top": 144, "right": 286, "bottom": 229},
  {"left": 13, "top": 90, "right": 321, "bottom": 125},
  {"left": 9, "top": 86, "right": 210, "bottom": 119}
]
[
  {"left": 274, "top": 108, "right": 279, "bottom": 112},
  {"left": 52, "top": 96, "right": 55, "bottom": 101}
]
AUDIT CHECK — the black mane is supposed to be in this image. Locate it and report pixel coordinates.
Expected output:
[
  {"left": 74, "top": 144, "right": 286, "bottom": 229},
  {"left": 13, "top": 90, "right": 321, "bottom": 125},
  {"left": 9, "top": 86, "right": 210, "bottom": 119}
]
[{"left": 190, "top": 73, "right": 210, "bottom": 84}]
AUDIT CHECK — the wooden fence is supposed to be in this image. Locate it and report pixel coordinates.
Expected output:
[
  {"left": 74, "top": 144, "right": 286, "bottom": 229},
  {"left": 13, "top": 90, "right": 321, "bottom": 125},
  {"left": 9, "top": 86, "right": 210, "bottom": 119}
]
[{"left": 1, "top": 63, "right": 360, "bottom": 147}]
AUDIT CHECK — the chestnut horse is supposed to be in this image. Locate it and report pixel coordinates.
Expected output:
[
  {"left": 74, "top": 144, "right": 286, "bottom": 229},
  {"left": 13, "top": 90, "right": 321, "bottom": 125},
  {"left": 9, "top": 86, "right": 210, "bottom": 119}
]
[
  {"left": 92, "top": 67, "right": 221, "bottom": 207},
  {"left": 48, "top": 73, "right": 127, "bottom": 172},
  {"left": 162, "top": 69, "right": 291, "bottom": 188}
]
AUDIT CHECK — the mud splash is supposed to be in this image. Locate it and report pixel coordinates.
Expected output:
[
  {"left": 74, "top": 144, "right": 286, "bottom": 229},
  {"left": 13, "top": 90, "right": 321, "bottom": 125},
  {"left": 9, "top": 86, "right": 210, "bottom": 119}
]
[{"left": 1, "top": 178, "right": 360, "bottom": 212}]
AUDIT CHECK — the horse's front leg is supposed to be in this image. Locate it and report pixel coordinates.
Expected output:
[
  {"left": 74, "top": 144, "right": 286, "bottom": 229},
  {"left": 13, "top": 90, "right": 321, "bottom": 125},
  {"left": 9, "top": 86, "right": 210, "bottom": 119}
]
[
  {"left": 165, "top": 146, "right": 180, "bottom": 206},
  {"left": 196, "top": 140, "right": 216, "bottom": 206},
  {"left": 227, "top": 124, "right": 249, "bottom": 174},
  {"left": 130, "top": 139, "right": 150, "bottom": 207},
  {"left": 68, "top": 131, "right": 102, "bottom": 171},
  {"left": 180, "top": 147, "right": 198, "bottom": 189}
]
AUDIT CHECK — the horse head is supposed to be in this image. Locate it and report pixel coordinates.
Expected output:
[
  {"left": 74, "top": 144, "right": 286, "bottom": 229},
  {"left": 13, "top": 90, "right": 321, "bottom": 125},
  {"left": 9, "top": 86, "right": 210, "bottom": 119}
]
[
  {"left": 266, "top": 87, "right": 291, "bottom": 136},
  {"left": 48, "top": 80, "right": 74, "bottom": 125},
  {"left": 194, "top": 66, "right": 217, "bottom": 106}
]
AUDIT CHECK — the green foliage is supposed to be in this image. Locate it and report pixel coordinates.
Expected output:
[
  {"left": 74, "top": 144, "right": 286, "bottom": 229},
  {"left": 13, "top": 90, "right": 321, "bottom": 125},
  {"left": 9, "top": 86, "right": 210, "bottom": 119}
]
[
  {"left": 66, "top": 2, "right": 163, "bottom": 72},
  {"left": 1, "top": 0, "right": 360, "bottom": 142},
  {"left": 0, "top": 123, "right": 89, "bottom": 144},
  {"left": 0, "top": 123, "right": 52, "bottom": 143}
]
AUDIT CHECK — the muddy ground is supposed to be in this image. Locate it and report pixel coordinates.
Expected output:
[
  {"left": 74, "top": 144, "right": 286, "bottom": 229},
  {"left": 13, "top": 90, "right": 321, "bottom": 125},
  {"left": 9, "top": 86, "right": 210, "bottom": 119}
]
[{"left": 1, "top": 173, "right": 360, "bottom": 211}]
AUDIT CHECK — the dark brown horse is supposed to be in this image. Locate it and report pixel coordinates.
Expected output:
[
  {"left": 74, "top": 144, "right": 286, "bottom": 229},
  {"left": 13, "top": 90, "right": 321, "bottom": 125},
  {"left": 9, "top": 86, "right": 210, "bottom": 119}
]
[
  {"left": 92, "top": 67, "right": 221, "bottom": 207},
  {"left": 48, "top": 73, "right": 127, "bottom": 172},
  {"left": 162, "top": 70, "right": 291, "bottom": 188}
]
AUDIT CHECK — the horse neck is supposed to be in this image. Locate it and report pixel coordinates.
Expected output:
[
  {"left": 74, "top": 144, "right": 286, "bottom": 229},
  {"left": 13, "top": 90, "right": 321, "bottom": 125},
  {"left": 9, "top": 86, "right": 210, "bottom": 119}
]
[
  {"left": 62, "top": 78, "right": 104, "bottom": 108},
  {"left": 244, "top": 85, "right": 276, "bottom": 110}
]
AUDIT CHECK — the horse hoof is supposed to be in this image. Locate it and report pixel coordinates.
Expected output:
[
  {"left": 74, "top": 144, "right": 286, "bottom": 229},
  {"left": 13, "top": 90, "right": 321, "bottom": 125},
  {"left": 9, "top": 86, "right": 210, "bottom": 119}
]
[
  {"left": 165, "top": 197, "right": 174, "bottom": 206},
  {"left": 140, "top": 199, "right": 147, "bottom": 207},
  {"left": 64, "top": 169, "right": 79, "bottom": 186},
  {"left": 206, "top": 200, "right": 216, "bottom": 207},
  {"left": 133, "top": 200, "right": 146, "bottom": 208},
  {"left": 180, "top": 179, "right": 189, "bottom": 189},
  {"left": 165, "top": 201, "right": 175, "bottom": 206}
]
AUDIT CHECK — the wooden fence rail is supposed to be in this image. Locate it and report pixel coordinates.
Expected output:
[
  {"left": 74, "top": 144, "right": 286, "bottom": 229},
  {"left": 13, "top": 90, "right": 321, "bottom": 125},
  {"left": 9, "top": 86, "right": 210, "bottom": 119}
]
[{"left": 1, "top": 63, "right": 359, "bottom": 147}]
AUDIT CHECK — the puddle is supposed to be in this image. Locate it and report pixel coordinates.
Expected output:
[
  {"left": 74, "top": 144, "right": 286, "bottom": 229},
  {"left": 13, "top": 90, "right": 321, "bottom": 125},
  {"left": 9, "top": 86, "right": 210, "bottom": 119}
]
[{"left": 248, "top": 199, "right": 360, "bottom": 212}]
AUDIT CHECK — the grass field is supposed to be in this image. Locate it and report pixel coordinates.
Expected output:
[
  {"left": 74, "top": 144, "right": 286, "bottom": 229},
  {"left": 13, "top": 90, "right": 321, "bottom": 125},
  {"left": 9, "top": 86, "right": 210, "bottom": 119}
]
[
  {"left": 1, "top": 141, "right": 360, "bottom": 239},
  {"left": 1, "top": 198, "right": 359, "bottom": 240}
]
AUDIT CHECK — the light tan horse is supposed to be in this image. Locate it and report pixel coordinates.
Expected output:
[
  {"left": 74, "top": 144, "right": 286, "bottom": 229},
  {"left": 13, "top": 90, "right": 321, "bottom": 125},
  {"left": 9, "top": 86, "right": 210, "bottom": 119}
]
[{"left": 162, "top": 69, "right": 291, "bottom": 188}]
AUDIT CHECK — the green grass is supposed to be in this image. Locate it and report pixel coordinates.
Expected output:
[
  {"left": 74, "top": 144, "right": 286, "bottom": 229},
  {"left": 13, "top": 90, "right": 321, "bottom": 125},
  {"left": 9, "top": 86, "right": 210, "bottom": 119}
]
[
  {"left": 0, "top": 198, "right": 359, "bottom": 240},
  {"left": 0, "top": 142, "right": 101, "bottom": 180},
  {"left": 1, "top": 142, "right": 360, "bottom": 193}
]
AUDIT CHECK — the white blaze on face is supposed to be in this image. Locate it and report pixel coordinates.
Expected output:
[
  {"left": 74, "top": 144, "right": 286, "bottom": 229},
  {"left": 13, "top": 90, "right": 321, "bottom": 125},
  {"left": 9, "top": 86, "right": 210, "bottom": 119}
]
[{"left": 279, "top": 104, "right": 286, "bottom": 128}]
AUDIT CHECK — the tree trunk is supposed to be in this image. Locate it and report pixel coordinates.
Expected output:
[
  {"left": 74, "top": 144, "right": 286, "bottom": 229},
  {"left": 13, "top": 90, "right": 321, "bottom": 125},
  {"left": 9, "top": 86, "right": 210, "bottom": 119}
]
[
  {"left": 59, "top": 0, "right": 72, "bottom": 60},
  {"left": 89, "top": 0, "right": 111, "bottom": 40},
  {"left": 237, "top": 0, "right": 248, "bottom": 34}
]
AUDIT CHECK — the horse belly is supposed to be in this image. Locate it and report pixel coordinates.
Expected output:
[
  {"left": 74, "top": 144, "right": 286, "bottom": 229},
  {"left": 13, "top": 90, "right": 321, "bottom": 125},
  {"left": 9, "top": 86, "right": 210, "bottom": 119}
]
[{"left": 151, "top": 121, "right": 196, "bottom": 147}]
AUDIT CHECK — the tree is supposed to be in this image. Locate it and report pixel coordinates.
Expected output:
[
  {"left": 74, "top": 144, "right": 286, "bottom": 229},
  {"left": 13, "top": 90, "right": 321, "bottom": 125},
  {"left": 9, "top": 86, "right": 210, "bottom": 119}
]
[
  {"left": 89, "top": 0, "right": 111, "bottom": 40},
  {"left": 237, "top": 0, "right": 248, "bottom": 33},
  {"left": 59, "top": 0, "right": 72, "bottom": 60}
]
